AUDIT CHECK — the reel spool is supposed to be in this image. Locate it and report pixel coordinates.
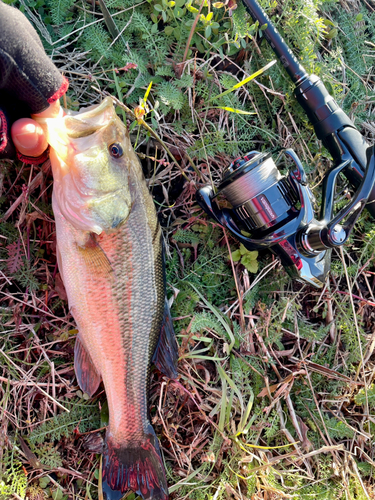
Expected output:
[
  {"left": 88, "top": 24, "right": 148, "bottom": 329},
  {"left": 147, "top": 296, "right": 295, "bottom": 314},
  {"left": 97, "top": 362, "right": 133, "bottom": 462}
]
[{"left": 217, "top": 152, "right": 298, "bottom": 234}]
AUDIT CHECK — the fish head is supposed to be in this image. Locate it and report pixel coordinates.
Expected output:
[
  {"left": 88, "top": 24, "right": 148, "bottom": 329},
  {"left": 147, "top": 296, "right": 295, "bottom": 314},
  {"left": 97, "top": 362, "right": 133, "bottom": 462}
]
[{"left": 37, "top": 97, "right": 135, "bottom": 234}]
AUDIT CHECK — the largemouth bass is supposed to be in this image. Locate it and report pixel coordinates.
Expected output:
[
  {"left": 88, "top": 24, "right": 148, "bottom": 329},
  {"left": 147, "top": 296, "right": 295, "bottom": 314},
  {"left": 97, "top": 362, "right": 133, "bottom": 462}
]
[{"left": 34, "top": 97, "right": 178, "bottom": 500}]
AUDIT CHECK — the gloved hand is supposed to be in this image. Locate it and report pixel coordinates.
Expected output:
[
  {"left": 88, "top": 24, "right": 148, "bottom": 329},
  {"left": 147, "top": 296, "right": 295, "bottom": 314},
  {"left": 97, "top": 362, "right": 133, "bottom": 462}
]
[{"left": 0, "top": 2, "right": 68, "bottom": 163}]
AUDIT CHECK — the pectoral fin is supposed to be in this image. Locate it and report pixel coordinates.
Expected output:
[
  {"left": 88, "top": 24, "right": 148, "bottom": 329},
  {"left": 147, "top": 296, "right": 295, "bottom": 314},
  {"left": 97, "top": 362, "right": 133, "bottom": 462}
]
[
  {"left": 77, "top": 235, "right": 113, "bottom": 277},
  {"left": 152, "top": 300, "right": 178, "bottom": 380},
  {"left": 74, "top": 335, "right": 102, "bottom": 396}
]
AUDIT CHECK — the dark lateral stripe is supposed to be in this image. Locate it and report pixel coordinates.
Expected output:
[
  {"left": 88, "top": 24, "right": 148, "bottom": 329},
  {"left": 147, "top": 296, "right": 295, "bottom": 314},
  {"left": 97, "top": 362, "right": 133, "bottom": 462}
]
[{"left": 120, "top": 223, "right": 136, "bottom": 420}]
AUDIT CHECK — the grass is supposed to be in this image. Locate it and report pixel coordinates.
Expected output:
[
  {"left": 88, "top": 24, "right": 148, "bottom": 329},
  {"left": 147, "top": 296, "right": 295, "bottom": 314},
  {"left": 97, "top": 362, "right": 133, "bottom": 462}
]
[{"left": 1, "top": 0, "right": 375, "bottom": 498}]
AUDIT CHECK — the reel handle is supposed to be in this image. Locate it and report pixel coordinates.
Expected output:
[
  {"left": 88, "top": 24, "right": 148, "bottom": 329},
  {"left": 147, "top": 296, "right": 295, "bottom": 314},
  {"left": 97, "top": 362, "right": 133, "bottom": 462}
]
[{"left": 299, "top": 146, "right": 375, "bottom": 252}]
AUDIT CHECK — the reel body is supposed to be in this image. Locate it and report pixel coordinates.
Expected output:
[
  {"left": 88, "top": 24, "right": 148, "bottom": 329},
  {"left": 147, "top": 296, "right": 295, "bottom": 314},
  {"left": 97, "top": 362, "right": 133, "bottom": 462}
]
[{"left": 197, "top": 148, "right": 375, "bottom": 287}]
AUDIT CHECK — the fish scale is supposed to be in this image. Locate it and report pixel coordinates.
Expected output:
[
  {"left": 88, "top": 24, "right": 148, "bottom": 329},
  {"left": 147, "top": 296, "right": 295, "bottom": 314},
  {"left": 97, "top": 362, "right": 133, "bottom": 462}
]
[{"left": 35, "top": 97, "right": 178, "bottom": 500}]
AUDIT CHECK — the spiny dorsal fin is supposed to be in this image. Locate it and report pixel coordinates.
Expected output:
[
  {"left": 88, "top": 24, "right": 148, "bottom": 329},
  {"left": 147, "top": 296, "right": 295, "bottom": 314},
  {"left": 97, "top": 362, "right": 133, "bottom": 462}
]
[{"left": 74, "top": 335, "right": 102, "bottom": 397}]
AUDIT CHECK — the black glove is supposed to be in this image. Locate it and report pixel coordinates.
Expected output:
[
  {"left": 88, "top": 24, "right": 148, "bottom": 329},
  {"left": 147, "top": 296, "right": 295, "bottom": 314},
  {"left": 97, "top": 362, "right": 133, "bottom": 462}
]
[{"left": 0, "top": 2, "right": 68, "bottom": 162}]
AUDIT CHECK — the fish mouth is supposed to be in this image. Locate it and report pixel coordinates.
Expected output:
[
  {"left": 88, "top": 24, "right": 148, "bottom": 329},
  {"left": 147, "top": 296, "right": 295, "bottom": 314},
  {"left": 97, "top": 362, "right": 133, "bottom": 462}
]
[
  {"left": 64, "top": 97, "right": 117, "bottom": 139},
  {"left": 32, "top": 97, "right": 120, "bottom": 166}
]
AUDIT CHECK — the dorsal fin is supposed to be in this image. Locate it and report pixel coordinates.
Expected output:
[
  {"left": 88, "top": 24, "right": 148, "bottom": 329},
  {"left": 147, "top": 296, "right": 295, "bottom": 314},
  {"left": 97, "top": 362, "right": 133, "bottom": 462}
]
[{"left": 152, "top": 300, "right": 178, "bottom": 380}]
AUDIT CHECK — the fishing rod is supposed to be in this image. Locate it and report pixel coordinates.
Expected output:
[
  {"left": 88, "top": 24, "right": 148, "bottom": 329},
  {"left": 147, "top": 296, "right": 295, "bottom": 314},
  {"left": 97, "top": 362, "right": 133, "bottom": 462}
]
[{"left": 196, "top": 0, "right": 375, "bottom": 287}]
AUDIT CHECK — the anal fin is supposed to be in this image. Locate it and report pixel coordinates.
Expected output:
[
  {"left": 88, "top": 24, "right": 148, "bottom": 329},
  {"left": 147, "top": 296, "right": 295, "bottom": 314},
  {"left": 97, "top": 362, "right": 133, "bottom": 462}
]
[
  {"left": 152, "top": 299, "right": 178, "bottom": 380},
  {"left": 74, "top": 336, "right": 101, "bottom": 396}
]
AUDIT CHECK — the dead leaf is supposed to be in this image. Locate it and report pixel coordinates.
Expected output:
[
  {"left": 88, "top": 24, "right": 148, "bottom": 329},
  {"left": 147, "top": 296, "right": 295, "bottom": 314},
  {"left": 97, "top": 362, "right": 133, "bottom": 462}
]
[
  {"left": 18, "top": 436, "right": 43, "bottom": 469},
  {"left": 257, "top": 373, "right": 295, "bottom": 398},
  {"left": 298, "top": 416, "right": 313, "bottom": 452}
]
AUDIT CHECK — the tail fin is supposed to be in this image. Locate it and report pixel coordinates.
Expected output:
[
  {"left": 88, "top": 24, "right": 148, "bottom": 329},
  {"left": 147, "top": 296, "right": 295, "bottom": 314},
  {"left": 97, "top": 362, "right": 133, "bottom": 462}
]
[{"left": 102, "top": 425, "right": 168, "bottom": 500}]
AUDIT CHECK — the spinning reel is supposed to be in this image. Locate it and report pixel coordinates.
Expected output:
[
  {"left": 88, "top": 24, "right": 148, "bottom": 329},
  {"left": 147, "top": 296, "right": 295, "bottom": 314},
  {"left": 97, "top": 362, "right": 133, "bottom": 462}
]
[
  {"left": 196, "top": 0, "right": 375, "bottom": 288},
  {"left": 197, "top": 147, "right": 375, "bottom": 288}
]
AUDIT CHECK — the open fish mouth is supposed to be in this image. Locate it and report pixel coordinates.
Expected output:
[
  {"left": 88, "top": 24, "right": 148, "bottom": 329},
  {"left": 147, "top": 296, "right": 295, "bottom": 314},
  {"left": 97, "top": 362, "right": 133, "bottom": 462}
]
[
  {"left": 33, "top": 97, "right": 122, "bottom": 162},
  {"left": 64, "top": 97, "right": 117, "bottom": 139}
]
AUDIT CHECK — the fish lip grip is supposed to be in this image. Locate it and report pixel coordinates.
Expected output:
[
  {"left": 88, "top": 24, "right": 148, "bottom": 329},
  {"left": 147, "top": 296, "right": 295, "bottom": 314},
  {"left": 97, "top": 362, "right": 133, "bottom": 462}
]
[{"left": 196, "top": 147, "right": 375, "bottom": 288}]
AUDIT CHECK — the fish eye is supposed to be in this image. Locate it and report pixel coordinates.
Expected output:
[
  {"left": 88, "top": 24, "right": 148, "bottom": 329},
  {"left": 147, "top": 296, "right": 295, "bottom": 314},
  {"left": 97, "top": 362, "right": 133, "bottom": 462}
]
[{"left": 109, "top": 143, "right": 123, "bottom": 158}]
